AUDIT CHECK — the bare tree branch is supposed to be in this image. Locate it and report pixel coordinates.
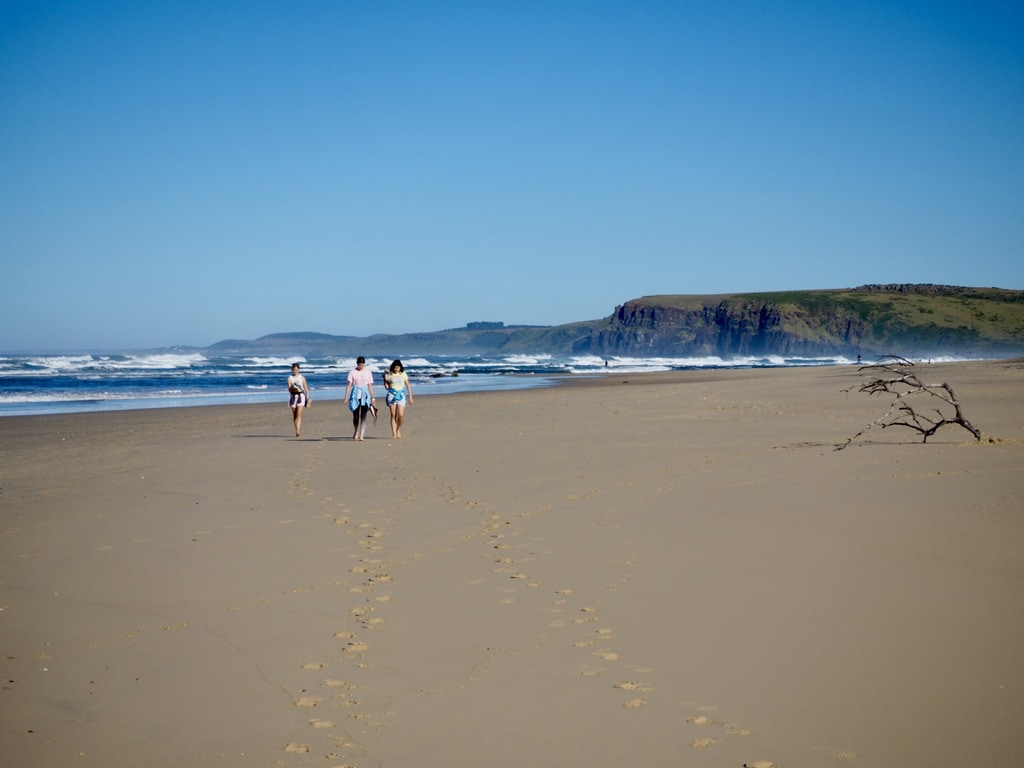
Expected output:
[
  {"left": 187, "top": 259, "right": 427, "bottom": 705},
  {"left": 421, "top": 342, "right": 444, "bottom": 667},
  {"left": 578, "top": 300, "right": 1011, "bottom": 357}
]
[{"left": 836, "top": 356, "right": 981, "bottom": 450}]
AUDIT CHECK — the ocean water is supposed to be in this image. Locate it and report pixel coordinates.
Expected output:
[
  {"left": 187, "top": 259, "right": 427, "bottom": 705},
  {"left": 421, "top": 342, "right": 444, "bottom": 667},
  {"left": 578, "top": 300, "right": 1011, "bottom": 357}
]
[{"left": 0, "top": 351, "right": 871, "bottom": 417}]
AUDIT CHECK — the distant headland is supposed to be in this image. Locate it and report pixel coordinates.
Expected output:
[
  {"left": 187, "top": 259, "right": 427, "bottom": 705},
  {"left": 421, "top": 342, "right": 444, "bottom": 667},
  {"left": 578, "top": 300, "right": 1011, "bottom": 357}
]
[{"left": 203, "top": 285, "right": 1024, "bottom": 359}]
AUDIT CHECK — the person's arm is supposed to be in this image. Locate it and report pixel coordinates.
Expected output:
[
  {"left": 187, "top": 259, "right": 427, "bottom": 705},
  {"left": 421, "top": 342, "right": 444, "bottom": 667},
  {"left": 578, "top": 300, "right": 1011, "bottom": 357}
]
[
  {"left": 302, "top": 375, "right": 310, "bottom": 402},
  {"left": 405, "top": 373, "right": 413, "bottom": 404}
]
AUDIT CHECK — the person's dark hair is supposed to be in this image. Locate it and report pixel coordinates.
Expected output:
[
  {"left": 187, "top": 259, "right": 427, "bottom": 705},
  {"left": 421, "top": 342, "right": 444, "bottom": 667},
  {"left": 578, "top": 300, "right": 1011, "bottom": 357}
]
[
  {"left": 291, "top": 362, "right": 301, "bottom": 369},
  {"left": 389, "top": 359, "right": 404, "bottom": 372},
  {"left": 356, "top": 356, "right": 366, "bottom": 365}
]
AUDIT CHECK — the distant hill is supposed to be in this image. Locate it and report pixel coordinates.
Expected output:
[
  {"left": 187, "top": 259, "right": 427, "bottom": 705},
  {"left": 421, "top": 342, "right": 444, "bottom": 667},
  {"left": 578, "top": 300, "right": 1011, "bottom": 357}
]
[
  {"left": 206, "top": 285, "right": 1024, "bottom": 358},
  {"left": 205, "top": 323, "right": 548, "bottom": 356}
]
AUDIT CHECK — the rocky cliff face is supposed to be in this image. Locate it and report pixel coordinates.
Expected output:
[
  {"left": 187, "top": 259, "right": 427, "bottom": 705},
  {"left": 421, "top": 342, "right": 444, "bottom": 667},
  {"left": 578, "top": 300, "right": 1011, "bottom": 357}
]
[
  {"left": 560, "top": 287, "right": 1024, "bottom": 358},
  {"left": 567, "top": 300, "right": 856, "bottom": 357}
]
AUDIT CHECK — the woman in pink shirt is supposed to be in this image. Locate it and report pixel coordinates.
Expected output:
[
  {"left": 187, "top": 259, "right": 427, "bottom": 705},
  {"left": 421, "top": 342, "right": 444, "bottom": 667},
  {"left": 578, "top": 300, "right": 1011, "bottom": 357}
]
[{"left": 344, "top": 356, "right": 376, "bottom": 441}]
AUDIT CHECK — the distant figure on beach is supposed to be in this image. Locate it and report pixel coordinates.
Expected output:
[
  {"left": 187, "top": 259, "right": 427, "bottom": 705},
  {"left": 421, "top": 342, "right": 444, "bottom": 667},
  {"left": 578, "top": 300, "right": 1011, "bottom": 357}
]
[
  {"left": 345, "top": 356, "right": 376, "bottom": 441},
  {"left": 383, "top": 359, "right": 414, "bottom": 438},
  {"left": 287, "top": 363, "right": 310, "bottom": 437}
]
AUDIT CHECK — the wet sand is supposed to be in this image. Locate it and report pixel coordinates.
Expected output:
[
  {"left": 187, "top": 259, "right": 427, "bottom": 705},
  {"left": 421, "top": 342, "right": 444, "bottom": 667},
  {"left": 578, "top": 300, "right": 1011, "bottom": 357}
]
[{"left": 2, "top": 361, "right": 1023, "bottom": 767}]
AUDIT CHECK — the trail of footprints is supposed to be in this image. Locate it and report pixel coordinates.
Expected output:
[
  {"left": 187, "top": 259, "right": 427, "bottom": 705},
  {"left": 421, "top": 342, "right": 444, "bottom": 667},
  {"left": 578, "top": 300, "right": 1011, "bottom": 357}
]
[
  {"left": 278, "top": 471, "right": 850, "bottom": 767},
  {"left": 482, "top": 503, "right": 786, "bottom": 761},
  {"left": 280, "top": 473, "right": 454, "bottom": 765}
]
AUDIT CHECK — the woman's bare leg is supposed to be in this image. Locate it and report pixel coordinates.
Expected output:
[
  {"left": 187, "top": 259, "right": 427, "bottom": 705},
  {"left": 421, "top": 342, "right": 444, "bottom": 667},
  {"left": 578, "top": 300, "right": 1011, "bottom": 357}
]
[{"left": 394, "top": 404, "right": 405, "bottom": 438}]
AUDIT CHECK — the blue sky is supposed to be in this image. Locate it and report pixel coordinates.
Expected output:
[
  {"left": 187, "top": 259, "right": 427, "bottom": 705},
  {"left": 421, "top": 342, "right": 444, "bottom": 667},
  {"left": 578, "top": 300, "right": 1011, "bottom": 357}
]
[{"left": 1, "top": 1, "right": 1021, "bottom": 351}]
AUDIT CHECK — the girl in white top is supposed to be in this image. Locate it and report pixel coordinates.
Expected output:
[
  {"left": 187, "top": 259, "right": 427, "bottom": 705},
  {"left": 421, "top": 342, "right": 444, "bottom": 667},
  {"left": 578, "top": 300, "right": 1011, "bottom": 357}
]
[{"left": 287, "top": 363, "right": 310, "bottom": 437}]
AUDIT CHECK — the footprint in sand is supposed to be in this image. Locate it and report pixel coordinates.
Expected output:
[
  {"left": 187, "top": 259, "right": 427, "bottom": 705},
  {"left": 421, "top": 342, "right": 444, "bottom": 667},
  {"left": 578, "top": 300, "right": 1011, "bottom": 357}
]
[
  {"left": 323, "top": 680, "right": 359, "bottom": 689},
  {"left": 687, "top": 715, "right": 714, "bottom": 726},
  {"left": 615, "top": 681, "right": 654, "bottom": 692},
  {"left": 301, "top": 662, "right": 325, "bottom": 670},
  {"left": 687, "top": 703, "right": 717, "bottom": 713},
  {"left": 593, "top": 650, "right": 619, "bottom": 661},
  {"left": 814, "top": 747, "right": 856, "bottom": 759},
  {"left": 724, "top": 722, "right": 752, "bottom": 736},
  {"left": 743, "top": 762, "right": 777, "bottom": 768},
  {"left": 283, "top": 743, "right": 310, "bottom": 753},
  {"left": 328, "top": 735, "right": 359, "bottom": 750},
  {"left": 310, "top": 718, "right": 334, "bottom": 729},
  {"left": 294, "top": 696, "right": 322, "bottom": 708},
  {"left": 622, "top": 698, "right": 646, "bottom": 708},
  {"left": 689, "top": 737, "right": 719, "bottom": 748}
]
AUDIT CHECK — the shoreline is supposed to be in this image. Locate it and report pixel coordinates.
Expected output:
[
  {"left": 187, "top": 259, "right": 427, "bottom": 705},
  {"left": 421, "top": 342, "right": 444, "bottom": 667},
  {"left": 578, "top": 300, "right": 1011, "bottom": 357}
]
[
  {"left": 7, "top": 352, "right": 1015, "bottom": 420},
  {"left": 2, "top": 362, "right": 1023, "bottom": 766},
  {"left": 2, "top": 356, "right": 1018, "bottom": 427}
]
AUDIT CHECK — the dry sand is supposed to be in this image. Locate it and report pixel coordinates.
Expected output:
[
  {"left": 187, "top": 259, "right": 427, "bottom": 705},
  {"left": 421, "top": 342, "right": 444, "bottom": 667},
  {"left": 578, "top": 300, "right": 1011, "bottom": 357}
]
[{"left": 2, "top": 361, "right": 1023, "bottom": 767}]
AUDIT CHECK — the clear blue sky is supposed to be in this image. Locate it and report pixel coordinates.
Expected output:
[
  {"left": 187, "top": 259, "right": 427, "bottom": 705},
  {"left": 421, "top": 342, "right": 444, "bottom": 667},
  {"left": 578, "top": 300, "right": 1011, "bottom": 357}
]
[{"left": 2, "top": 1, "right": 1021, "bottom": 351}]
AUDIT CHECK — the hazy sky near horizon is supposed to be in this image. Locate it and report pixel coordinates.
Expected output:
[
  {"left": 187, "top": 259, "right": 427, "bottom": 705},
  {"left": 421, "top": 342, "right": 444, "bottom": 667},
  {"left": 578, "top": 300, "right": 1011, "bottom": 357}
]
[{"left": 2, "top": 1, "right": 1022, "bottom": 351}]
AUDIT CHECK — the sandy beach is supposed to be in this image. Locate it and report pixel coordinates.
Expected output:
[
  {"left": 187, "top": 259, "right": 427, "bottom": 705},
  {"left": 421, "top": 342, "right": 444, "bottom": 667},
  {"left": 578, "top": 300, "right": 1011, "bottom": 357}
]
[{"left": 2, "top": 361, "right": 1023, "bottom": 767}]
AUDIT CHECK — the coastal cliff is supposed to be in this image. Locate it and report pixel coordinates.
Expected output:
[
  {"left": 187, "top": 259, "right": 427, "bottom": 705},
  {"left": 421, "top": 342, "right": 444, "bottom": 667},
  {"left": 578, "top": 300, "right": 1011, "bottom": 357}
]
[
  {"left": 532, "top": 285, "right": 1024, "bottom": 358},
  {"left": 208, "top": 285, "right": 1024, "bottom": 359}
]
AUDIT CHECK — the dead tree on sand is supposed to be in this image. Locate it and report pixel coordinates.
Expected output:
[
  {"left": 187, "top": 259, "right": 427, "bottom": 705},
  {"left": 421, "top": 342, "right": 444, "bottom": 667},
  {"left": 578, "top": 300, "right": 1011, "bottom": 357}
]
[{"left": 836, "top": 355, "right": 982, "bottom": 451}]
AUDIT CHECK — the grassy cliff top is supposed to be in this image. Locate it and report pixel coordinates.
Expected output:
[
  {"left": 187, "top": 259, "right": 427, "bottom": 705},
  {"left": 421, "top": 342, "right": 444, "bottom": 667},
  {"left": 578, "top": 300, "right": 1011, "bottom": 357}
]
[{"left": 628, "top": 286, "right": 1024, "bottom": 342}]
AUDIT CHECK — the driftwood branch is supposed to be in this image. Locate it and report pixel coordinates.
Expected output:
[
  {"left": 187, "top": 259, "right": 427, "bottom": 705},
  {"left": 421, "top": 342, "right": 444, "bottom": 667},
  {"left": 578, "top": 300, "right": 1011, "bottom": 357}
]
[{"left": 836, "top": 356, "right": 981, "bottom": 450}]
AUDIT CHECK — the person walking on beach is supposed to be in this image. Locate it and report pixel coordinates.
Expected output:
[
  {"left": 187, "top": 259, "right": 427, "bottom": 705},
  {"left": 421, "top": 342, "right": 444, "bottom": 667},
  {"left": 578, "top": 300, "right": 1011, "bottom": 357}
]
[
  {"left": 383, "top": 359, "right": 414, "bottom": 438},
  {"left": 287, "top": 363, "right": 310, "bottom": 437},
  {"left": 344, "top": 356, "right": 376, "bottom": 441}
]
